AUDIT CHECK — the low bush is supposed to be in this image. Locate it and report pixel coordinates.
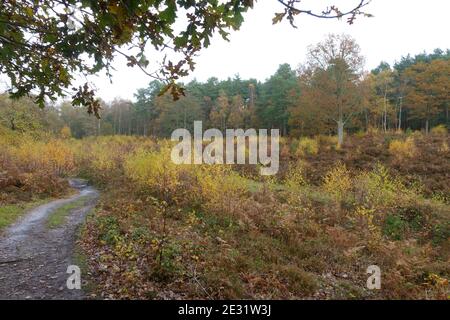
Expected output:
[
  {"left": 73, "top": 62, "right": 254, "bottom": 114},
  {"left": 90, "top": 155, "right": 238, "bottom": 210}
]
[{"left": 388, "top": 137, "right": 417, "bottom": 161}]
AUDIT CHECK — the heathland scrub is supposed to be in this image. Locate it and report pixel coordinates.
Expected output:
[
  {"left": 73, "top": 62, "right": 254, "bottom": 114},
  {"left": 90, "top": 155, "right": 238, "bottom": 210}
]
[
  {"left": 171, "top": 121, "right": 280, "bottom": 175},
  {"left": 0, "top": 179, "right": 99, "bottom": 299}
]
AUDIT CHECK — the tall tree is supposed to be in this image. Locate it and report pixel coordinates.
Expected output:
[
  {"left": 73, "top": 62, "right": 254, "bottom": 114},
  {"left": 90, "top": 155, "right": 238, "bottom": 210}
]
[
  {"left": 403, "top": 59, "right": 450, "bottom": 133},
  {"left": 228, "top": 95, "right": 245, "bottom": 128},
  {"left": 210, "top": 90, "right": 230, "bottom": 132},
  {"left": 371, "top": 68, "right": 395, "bottom": 132},
  {"left": 259, "top": 64, "right": 298, "bottom": 135},
  {"left": 292, "top": 34, "right": 365, "bottom": 145}
]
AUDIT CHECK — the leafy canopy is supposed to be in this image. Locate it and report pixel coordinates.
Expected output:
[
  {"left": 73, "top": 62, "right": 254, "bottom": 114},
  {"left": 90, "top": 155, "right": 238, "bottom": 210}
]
[{"left": 0, "top": 0, "right": 371, "bottom": 116}]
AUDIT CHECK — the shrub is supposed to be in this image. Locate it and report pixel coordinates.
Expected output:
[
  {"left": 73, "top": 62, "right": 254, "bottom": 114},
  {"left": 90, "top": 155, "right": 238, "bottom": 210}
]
[
  {"left": 388, "top": 137, "right": 417, "bottom": 160},
  {"left": 285, "top": 160, "right": 307, "bottom": 189},
  {"left": 74, "top": 135, "right": 155, "bottom": 184},
  {"left": 431, "top": 222, "right": 450, "bottom": 246},
  {"left": 196, "top": 165, "right": 249, "bottom": 217},
  {"left": 430, "top": 124, "right": 448, "bottom": 135},
  {"left": 124, "top": 145, "right": 182, "bottom": 202},
  {"left": 353, "top": 205, "right": 381, "bottom": 242},
  {"left": 353, "top": 164, "right": 409, "bottom": 209},
  {"left": 60, "top": 126, "right": 72, "bottom": 139},
  {"left": 383, "top": 214, "right": 406, "bottom": 240},
  {"left": 316, "top": 135, "right": 339, "bottom": 150},
  {"left": 0, "top": 136, "right": 75, "bottom": 196},
  {"left": 296, "top": 137, "right": 319, "bottom": 157},
  {"left": 438, "top": 141, "right": 449, "bottom": 153},
  {"left": 323, "top": 163, "right": 352, "bottom": 201},
  {"left": 279, "top": 265, "right": 318, "bottom": 296}
]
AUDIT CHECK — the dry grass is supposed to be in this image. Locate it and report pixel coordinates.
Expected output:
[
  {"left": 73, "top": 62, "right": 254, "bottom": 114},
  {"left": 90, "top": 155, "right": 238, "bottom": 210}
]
[{"left": 1, "top": 126, "right": 449, "bottom": 299}]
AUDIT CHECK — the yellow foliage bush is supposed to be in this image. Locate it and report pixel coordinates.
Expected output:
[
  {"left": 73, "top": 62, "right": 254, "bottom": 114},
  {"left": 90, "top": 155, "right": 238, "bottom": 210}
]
[
  {"left": 124, "top": 144, "right": 182, "bottom": 201},
  {"left": 430, "top": 124, "right": 448, "bottom": 135},
  {"left": 323, "top": 163, "right": 352, "bottom": 201},
  {"left": 0, "top": 131, "right": 75, "bottom": 195},
  {"left": 196, "top": 165, "right": 249, "bottom": 217},
  {"left": 9, "top": 139, "right": 74, "bottom": 176},
  {"left": 60, "top": 126, "right": 72, "bottom": 139},
  {"left": 316, "top": 135, "right": 339, "bottom": 150},
  {"left": 353, "top": 164, "right": 410, "bottom": 210},
  {"left": 388, "top": 137, "right": 417, "bottom": 160},
  {"left": 352, "top": 206, "right": 381, "bottom": 244},
  {"left": 438, "top": 141, "right": 449, "bottom": 153},
  {"left": 285, "top": 160, "right": 307, "bottom": 190},
  {"left": 296, "top": 137, "right": 319, "bottom": 157},
  {"left": 74, "top": 135, "right": 156, "bottom": 183}
]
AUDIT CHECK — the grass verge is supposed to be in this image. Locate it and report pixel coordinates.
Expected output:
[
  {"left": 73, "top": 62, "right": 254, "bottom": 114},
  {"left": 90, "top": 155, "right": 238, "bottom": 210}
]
[
  {"left": 0, "top": 198, "right": 51, "bottom": 231},
  {"left": 47, "top": 196, "right": 90, "bottom": 229}
]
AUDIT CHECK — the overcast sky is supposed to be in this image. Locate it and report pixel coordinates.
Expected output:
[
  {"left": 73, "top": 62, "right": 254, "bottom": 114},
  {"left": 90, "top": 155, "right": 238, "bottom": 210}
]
[{"left": 87, "top": 0, "right": 450, "bottom": 102}]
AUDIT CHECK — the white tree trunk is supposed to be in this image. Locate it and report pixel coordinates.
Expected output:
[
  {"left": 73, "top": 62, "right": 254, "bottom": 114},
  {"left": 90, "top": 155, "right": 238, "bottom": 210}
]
[{"left": 337, "top": 120, "right": 344, "bottom": 147}]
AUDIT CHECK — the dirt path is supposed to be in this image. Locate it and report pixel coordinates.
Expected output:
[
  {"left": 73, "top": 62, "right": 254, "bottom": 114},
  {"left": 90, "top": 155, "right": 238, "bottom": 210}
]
[{"left": 0, "top": 179, "right": 99, "bottom": 300}]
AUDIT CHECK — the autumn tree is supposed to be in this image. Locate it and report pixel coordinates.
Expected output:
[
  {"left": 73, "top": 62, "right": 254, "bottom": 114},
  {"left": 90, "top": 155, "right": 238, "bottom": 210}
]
[
  {"left": 290, "top": 34, "right": 365, "bottom": 145},
  {"left": 228, "top": 95, "right": 245, "bottom": 128},
  {"left": 210, "top": 90, "right": 230, "bottom": 132},
  {"left": 403, "top": 59, "right": 450, "bottom": 133},
  {"left": 0, "top": 93, "right": 55, "bottom": 133},
  {"left": 369, "top": 67, "right": 395, "bottom": 131},
  {"left": 289, "top": 67, "right": 333, "bottom": 136}
]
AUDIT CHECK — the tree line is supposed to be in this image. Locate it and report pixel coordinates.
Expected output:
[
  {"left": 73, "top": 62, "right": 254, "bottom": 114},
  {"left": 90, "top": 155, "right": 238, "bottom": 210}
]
[{"left": 1, "top": 35, "right": 448, "bottom": 143}]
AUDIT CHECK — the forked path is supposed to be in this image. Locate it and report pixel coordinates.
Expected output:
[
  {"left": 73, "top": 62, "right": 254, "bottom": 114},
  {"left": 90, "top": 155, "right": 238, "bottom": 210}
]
[{"left": 0, "top": 179, "right": 99, "bottom": 300}]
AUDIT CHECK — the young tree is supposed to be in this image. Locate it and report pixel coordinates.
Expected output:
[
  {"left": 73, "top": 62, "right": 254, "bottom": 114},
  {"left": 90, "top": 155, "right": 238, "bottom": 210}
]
[{"left": 60, "top": 125, "right": 72, "bottom": 139}]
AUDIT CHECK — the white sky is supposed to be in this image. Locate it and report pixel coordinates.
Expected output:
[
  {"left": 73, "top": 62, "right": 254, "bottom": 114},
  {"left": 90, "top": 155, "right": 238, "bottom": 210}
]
[{"left": 5, "top": 0, "right": 448, "bottom": 103}]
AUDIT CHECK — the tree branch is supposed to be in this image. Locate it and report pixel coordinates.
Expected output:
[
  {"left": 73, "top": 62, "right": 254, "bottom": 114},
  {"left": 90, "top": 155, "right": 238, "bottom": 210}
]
[{"left": 277, "top": 0, "right": 372, "bottom": 24}]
